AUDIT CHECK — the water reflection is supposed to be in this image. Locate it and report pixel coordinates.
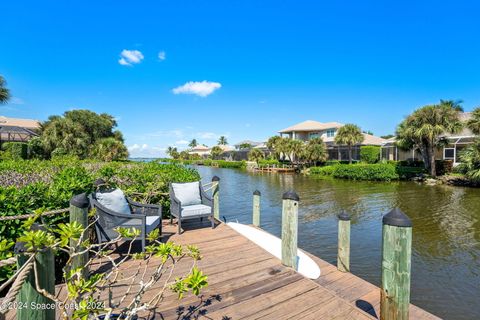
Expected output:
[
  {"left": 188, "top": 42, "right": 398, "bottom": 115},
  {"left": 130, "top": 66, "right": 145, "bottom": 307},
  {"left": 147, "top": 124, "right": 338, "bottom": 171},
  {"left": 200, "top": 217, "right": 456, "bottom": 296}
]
[{"left": 195, "top": 165, "right": 480, "bottom": 320}]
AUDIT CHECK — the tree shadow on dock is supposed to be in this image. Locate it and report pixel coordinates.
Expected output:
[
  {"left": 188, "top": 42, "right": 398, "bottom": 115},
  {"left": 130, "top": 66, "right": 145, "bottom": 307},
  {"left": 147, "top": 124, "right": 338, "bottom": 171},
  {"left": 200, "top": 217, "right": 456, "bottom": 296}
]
[{"left": 152, "top": 294, "right": 229, "bottom": 320}]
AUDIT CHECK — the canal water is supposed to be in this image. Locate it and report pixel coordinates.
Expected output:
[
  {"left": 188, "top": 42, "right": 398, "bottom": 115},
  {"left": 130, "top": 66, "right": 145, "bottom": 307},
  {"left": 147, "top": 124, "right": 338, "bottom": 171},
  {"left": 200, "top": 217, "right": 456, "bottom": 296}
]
[{"left": 194, "top": 165, "right": 480, "bottom": 320}]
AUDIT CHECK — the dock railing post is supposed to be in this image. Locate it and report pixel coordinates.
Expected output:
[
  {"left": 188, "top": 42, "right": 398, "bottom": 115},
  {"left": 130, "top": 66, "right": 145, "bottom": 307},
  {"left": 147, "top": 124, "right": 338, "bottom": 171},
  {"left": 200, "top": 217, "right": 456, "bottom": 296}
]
[
  {"left": 212, "top": 176, "right": 220, "bottom": 221},
  {"left": 70, "top": 193, "right": 89, "bottom": 279},
  {"left": 15, "top": 224, "right": 55, "bottom": 320},
  {"left": 337, "top": 210, "right": 351, "bottom": 273},
  {"left": 252, "top": 190, "right": 261, "bottom": 227},
  {"left": 380, "top": 208, "right": 412, "bottom": 320},
  {"left": 281, "top": 190, "right": 299, "bottom": 270}
]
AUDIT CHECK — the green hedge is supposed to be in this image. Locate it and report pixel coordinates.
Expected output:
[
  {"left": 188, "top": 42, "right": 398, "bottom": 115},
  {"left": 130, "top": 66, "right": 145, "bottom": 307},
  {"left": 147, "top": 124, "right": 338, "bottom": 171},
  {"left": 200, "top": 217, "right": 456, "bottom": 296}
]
[
  {"left": 360, "top": 146, "right": 380, "bottom": 164},
  {"left": 310, "top": 163, "right": 427, "bottom": 181},
  {"left": 1, "top": 142, "right": 28, "bottom": 159}
]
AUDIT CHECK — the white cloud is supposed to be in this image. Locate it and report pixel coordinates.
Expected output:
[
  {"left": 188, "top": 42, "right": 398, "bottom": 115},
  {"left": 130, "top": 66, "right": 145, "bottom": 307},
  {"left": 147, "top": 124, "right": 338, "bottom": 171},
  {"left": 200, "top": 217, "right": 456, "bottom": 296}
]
[
  {"left": 144, "top": 129, "right": 184, "bottom": 139},
  {"left": 118, "top": 49, "right": 144, "bottom": 66},
  {"left": 175, "top": 140, "right": 189, "bottom": 145},
  {"left": 128, "top": 144, "right": 166, "bottom": 158},
  {"left": 158, "top": 51, "right": 166, "bottom": 61},
  {"left": 172, "top": 81, "right": 221, "bottom": 97}
]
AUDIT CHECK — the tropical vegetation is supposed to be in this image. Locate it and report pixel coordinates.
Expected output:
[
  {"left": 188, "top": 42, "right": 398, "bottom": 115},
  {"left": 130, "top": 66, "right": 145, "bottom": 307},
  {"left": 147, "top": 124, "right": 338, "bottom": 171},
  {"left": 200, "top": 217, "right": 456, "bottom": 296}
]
[
  {"left": 0, "top": 75, "right": 10, "bottom": 104},
  {"left": 266, "top": 135, "right": 327, "bottom": 165},
  {"left": 396, "top": 100, "right": 463, "bottom": 177},
  {"left": 217, "top": 136, "right": 228, "bottom": 145},
  {"left": 248, "top": 148, "right": 264, "bottom": 162},
  {"left": 334, "top": 124, "right": 364, "bottom": 164}
]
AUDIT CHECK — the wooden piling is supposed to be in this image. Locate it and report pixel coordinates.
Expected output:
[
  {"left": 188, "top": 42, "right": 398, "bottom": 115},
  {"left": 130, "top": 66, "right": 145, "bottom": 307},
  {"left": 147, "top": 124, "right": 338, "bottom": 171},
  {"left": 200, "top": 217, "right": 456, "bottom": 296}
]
[
  {"left": 380, "top": 208, "right": 412, "bottom": 320},
  {"left": 15, "top": 225, "right": 55, "bottom": 320},
  {"left": 69, "top": 193, "right": 89, "bottom": 280},
  {"left": 212, "top": 176, "right": 220, "bottom": 220},
  {"left": 281, "top": 190, "right": 299, "bottom": 270},
  {"left": 337, "top": 210, "right": 351, "bottom": 273},
  {"left": 252, "top": 190, "right": 261, "bottom": 227}
]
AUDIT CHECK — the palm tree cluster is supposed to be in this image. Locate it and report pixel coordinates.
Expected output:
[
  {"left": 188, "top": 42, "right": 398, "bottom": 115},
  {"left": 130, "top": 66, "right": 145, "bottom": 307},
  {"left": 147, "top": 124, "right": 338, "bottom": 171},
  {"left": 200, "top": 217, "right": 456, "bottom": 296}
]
[
  {"left": 396, "top": 100, "right": 464, "bottom": 177},
  {"left": 458, "top": 107, "right": 480, "bottom": 181},
  {"left": 266, "top": 135, "right": 327, "bottom": 165}
]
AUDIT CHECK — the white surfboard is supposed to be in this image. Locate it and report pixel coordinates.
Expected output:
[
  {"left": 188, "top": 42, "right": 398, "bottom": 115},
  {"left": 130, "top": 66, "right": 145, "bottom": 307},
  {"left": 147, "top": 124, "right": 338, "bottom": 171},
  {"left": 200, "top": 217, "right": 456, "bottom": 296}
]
[{"left": 226, "top": 222, "right": 321, "bottom": 279}]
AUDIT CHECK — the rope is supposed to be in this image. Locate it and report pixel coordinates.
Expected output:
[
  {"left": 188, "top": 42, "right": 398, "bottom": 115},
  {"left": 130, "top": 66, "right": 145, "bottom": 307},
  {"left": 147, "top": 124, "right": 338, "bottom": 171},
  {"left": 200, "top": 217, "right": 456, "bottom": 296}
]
[
  {"left": 0, "top": 208, "right": 69, "bottom": 221},
  {"left": 0, "top": 258, "right": 34, "bottom": 315},
  {"left": 0, "top": 257, "right": 16, "bottom": 268}
]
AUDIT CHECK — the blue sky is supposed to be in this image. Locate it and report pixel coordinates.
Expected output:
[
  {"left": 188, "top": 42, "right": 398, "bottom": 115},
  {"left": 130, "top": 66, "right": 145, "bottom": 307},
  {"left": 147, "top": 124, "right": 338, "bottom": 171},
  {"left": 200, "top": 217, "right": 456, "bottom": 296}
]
[{"left": 1, "top": 1, "right": 480, "bottom": 157}]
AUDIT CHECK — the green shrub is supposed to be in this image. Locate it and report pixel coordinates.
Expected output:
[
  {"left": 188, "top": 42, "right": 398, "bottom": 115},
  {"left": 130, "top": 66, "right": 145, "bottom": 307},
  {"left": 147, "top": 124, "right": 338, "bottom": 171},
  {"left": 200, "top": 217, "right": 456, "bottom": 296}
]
[
  {"left": 360, "top": 146, "right": 380, "bottom": 164},
  {"left": 396, "top": 166, "right": 426, "bottom": 179},
  {"left": 435, "top": 160, "right": 453, "bottom": 176},
  {"left": 332, "top": 163, "right": 399, "bottom": 181},
  {"left": 215, "top": 160, "right": 246, "bottom": 169},
  {"left": 0, "top": 159, "right": 200, "bottom": 283},
  {"left": 1, "top": 142, "right": 28, "bottom": 159},
  {"left": 309, "top": 166, "right": 336, "bottom": 176}
]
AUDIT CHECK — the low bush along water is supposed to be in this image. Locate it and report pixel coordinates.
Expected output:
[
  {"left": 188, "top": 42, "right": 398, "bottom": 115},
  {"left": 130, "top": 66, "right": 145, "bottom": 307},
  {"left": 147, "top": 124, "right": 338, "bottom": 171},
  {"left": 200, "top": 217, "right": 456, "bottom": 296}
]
[
  {"left": 309, "top": 162, "right": 426, "bottom": 181},
  {"left": 0, "top": 158, "right": 199, "bottom": 286}
]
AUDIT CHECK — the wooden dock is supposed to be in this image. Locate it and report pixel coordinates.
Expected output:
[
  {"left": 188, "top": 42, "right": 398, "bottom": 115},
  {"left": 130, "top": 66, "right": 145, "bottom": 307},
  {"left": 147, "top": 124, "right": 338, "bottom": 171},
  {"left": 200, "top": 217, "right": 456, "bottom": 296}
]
[
  {"left": 254, "top": 165, "right": 297, "bottom": 173},
  {"left": 3, "top": 219, "right": 440, "bottom": 319}
]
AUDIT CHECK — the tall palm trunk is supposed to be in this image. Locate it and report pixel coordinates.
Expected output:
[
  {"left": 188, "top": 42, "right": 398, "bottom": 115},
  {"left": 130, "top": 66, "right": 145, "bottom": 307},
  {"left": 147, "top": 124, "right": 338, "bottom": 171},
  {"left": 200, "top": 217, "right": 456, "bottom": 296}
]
[{"left": 429, "top": 145, "right": 437, "bottom": 177}]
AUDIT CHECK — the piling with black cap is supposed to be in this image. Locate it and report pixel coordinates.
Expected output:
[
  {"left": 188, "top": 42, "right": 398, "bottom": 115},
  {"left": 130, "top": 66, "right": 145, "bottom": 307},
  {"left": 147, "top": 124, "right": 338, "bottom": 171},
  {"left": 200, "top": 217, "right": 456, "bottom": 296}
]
[
  {"left": 252, "top": 190, "right": 261, "bottom": 227},
  {"left": 70, "top": 193, "right": 89, "bottom": 279},
  {"left": 380, "top": 208, "right": 412, "bottom": 320},
  {"left": 337, "top": 210, "right": 351, "bottom": 272},
  {"left": 16, "top": 224, "right": 55, "bottom": 320},
  {"left": 281, "top": 190, "right": 299, "bottom": 270},
  {"left": 212, "top": 176, "right": 220, "bottom": 220}
]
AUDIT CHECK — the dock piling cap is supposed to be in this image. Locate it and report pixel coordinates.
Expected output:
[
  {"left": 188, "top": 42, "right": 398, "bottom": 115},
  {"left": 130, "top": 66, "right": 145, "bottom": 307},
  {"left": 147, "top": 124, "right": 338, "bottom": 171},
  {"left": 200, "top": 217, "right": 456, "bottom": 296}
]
[
  {"left": 253, "top": 190, "right": 261, "bottom": 196},
  {"left": 70, "top": 193, "right": 89, "bottom": 208},
  {"left": 338, "top": 210, "right": 351, "bottom": 221},
  {"left": 383, "top": 208, "right": 412, "bottom": 227},
  {"left": 282, "top": 190, "right": 299, "bottom": 201},
  {"left": 212, "top": 176, "right": 220, "bottom": 182}
]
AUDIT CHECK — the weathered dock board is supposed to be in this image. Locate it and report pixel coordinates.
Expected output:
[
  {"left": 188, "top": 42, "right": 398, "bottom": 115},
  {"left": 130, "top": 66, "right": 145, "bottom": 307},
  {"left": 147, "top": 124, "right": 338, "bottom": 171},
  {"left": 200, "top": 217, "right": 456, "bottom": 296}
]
[{"left": 3, "top": 219, "right": 440, "bottom": 319}]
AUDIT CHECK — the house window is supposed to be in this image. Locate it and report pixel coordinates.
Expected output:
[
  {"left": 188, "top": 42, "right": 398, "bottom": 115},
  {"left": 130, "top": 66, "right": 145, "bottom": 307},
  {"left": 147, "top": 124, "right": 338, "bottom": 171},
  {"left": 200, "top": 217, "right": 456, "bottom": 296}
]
[
  {"left": 326, "top": 129, "right": 335, "bottom": 137},
  {"left": 444, "top": 148, "right": 455, "bottom": 160},
  {"left": 309, "top": 132, "right": 320, "bottom": 139}
]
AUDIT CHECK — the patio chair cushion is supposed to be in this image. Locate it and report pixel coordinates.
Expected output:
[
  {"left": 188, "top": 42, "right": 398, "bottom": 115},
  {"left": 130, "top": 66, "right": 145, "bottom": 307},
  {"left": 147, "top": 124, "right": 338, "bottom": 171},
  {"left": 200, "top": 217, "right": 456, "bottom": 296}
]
[
  {"left": 96, "top": 188, "right": 131, "bottom": 215},
  {"left": 181, "top": 204, "right": 212, "bottom": 218},
  {"left": 146, "top": 216, "right": 161, "bottom": 235},
  {"left": 172, "top": 182, "right": 202, "bottom": 206}
]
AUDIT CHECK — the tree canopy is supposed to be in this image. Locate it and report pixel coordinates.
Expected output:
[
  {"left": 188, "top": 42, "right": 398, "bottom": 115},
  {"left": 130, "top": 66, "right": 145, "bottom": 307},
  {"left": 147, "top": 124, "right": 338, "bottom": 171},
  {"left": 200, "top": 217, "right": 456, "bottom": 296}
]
[
  {"left": 189, "top": 139, "right": 198, "bottom": 148},
  {"left": 40, "top": 109, "right": 128, "bottom": 160},
  {"left": 467, "top": 107, "right": 480, "bottom": 135},
  {"left": 217, "top": 136, "right": 228, "bottom": 145},
  {"left": 396, "top": 100, "right": 463, "bottom": 176}
]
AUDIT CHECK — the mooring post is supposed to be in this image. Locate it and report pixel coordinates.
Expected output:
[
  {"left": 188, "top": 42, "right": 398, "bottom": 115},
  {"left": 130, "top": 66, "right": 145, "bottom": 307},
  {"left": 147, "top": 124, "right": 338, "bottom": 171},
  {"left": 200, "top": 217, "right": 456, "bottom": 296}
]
[
  {"left": 212, "top": 176, "right": 220, "bottom": 221},
  {"left": 337, "top": 210, "right": 351, "bottom": 273},
  {"left": 380, "top": 208, "right": 412, "bottom": 320},
  {"left": 281, "top": 190, "right": 299, "bottom": 270},
  {"left": 16, "top": 225, "right": 55, "bottom": 320},
  {"left": 252, "top": 190, "right": 261, "bottom": 227},
  {"left": 70, "top": 193, "right": 89, "bottom": 279}
]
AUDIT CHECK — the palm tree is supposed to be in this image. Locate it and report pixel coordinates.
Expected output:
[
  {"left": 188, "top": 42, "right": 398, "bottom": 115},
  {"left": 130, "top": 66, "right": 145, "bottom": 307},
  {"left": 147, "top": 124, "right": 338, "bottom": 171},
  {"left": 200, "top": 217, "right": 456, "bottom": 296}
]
[
  {"left": 166, "top": 146, "right": 179, "bottom": 159},
  {"left": 217, "top": 136, "right": 228, "bottom": 145},
  {"left": 266, "top": 136, "right": 282, "bottom": 159},
  {"left": 210, "top": 146, "right": 223, "bottom": 159},
  {"left": 288, "top": 139, "right": 304, "bottom": 164},
  {"left": 334, "top": 124, "right": 364, "bottom": 164},
  {"left": 248, "top": 148, "right": 264, "bottom": 162},
  {"left": 467, "top": 107, "right": 480, "bottom": 135},
  {"left": 303, "top": 137, "right": 327, "bottom": 166},
  {"left": 0, "top": 75, "right": 11, "bottom": 104},
  {"left": 396, "top": 101, "right": 463, "bottom": 177},
  {"left": 189, "top": 139, "right": 198, "bottom": 148},
  {"left": 41, "top": 117, "right": 89, "bottom": 158},
  {"left": 90, "top": 137, "right": 129, "bottom": 161}
]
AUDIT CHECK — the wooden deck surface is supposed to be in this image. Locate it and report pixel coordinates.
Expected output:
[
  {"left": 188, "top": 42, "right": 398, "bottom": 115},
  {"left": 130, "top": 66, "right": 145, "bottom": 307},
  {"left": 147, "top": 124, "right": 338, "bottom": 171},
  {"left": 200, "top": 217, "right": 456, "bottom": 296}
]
[{"left": 4, "top": 219, "right": 441, "bottom": 319}]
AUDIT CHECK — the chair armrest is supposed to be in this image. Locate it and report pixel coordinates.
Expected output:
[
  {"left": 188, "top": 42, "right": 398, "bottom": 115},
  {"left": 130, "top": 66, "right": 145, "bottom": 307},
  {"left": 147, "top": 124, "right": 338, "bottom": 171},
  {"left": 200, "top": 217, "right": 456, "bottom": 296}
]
[{"left": 200, "top": 185, "right": 213, "bottom": 207}]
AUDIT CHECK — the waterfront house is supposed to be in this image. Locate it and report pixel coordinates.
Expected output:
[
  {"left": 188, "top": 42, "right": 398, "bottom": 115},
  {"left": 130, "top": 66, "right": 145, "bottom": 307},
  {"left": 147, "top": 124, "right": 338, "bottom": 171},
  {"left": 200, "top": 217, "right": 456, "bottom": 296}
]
[
  {"left": 188, "top": 145, "right": 210, "bottom": 158},
  {"left": 0, "top": 116, "right": 40, "bottom": 145},
  {"left": 381, "top": 112, "right": 476, "bottom": 165},
  {"left": 279, "top": 120, "right": 386, "bottom": 161}
]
